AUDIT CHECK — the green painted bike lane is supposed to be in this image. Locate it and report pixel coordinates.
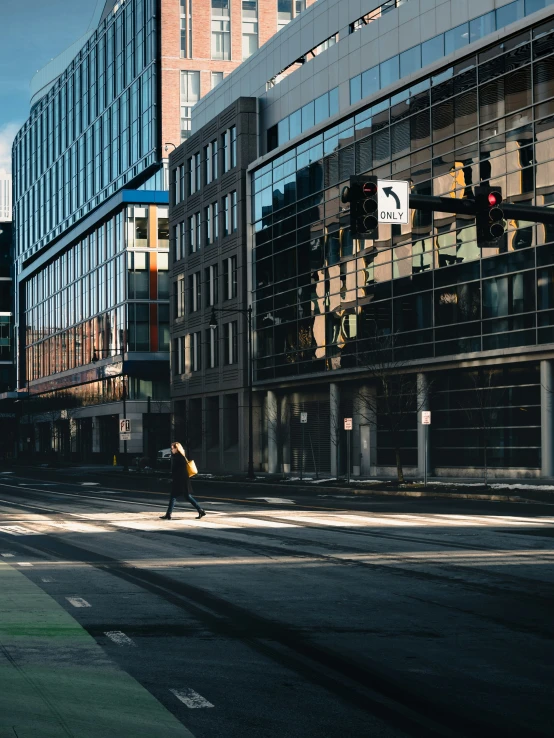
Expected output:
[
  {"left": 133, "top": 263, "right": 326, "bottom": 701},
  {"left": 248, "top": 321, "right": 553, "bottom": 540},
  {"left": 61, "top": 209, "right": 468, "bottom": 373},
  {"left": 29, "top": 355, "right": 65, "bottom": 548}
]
[{"left": 0, "top": 561, "right": 195, "bottom": 738}]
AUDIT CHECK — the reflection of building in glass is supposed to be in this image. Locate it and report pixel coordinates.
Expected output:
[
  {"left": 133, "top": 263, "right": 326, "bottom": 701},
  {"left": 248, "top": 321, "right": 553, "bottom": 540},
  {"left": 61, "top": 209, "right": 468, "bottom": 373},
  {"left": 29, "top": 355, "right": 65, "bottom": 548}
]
[
  {"left": 177, "top": 0, "right": 554, "bottom": 478},
  {"left": 0, "top": 178, "right": 11, "bottom": 222}
]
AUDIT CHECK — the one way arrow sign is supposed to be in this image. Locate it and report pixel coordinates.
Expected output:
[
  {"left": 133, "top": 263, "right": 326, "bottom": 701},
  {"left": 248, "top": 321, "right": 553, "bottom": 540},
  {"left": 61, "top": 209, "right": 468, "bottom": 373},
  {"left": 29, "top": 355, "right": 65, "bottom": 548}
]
[{"left": 377, "top": 180, "right": 409, "bottom": 224}]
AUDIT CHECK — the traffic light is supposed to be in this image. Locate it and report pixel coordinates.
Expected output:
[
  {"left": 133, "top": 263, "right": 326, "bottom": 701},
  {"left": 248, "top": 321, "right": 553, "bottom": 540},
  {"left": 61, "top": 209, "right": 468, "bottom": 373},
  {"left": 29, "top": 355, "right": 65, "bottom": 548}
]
[
  {"left": 475, "top": 185, "right": 506, "bottom": 246},
  {"left": 342, "top": 176, "right": 378, "bottom": 239}
]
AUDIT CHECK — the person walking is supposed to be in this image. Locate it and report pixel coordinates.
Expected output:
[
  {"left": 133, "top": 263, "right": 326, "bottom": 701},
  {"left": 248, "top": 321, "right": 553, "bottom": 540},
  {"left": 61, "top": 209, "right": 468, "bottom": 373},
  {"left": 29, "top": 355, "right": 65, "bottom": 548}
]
[{"left": 160, "top": 442, "right": 206, "bottom": 520}]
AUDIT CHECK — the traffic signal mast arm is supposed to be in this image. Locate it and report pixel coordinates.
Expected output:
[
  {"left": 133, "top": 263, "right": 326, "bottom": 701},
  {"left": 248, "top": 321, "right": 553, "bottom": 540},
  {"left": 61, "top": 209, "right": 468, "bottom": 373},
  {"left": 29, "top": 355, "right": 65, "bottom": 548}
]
[{"left": 408, "top": 194, "right": 554, "bottom": 225}]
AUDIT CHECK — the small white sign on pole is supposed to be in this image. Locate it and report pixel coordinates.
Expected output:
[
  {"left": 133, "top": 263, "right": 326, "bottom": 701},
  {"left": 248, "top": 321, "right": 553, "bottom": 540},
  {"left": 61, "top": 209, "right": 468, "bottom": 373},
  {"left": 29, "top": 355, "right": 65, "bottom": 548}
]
[
  {"left": 120, "top": 432, "right": 131, "bottom": 441},
  {"left": 344, "top": 418, "right": 353, "bottom": 431},
  {"left": 120, "top": 419, "right": 131, "bottom": 433},
  {"left": 300, "top": 412, "right": 308, "bottom": 424},
  {"left": 421, "top": 411, "right": 431, "bottom": 425},
  {"left": 377, "top": 180, "right": 410, "bottom": 224}
]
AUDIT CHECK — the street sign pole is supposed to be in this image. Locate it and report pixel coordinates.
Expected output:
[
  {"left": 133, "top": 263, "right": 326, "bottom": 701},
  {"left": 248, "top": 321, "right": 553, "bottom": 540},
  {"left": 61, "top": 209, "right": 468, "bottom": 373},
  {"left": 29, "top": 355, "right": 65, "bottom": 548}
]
[
  {"left": 300, "top": 411, "right": 307, "bottom": 481},
  {"left": 344, "top": 418, "right": 353, "bottom": 484},
  {"left": 421, "top": 411, "right": 431, "bottom": 487}
]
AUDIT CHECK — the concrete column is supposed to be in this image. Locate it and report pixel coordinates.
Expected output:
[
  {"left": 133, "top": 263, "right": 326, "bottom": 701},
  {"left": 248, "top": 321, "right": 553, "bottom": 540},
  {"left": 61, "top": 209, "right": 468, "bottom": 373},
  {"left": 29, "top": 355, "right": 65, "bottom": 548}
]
[
  {"left": 281, "top": 395, "right": 291, "bottom": 474},
  {"left": 541, "top": 360, "right": 554, "bottom": 477},
  {"left": 417, "top": 373, "right": 431, "bottom": 478},
  {"left": 356, "top": 384, "right": 376, "bottom": 477},
  {"left": 330, "top": 383, "right": 340, "bottom": 477},
  {"left": 218, "top": 395, "right": 225, "bottom": 472},
  {"left": 92, "top": 417, "right": 101, "bottom": 454},
  {"left": 267, "top": 391, "right": 278, "bottom": 474}
]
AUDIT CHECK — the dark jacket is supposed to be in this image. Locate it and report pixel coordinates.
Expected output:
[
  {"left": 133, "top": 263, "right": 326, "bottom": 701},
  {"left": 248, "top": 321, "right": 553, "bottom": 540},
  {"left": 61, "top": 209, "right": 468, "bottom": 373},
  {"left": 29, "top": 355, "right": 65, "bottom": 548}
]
[{"left": 171, "top": 452, "right": 190, "bottom": 497}]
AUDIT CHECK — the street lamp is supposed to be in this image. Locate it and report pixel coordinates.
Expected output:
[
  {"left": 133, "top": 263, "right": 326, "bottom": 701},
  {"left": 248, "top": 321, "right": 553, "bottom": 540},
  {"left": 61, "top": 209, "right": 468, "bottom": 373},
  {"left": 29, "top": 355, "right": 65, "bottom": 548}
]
[
  {"left": 164, "top": 142, "right": 177, "bottom": 153},
  {"left": 209, "top": 305, "right": 254, "bottom": 480},
  {"left": 91, "top": 346, "right": 128, "bottom": 471}
]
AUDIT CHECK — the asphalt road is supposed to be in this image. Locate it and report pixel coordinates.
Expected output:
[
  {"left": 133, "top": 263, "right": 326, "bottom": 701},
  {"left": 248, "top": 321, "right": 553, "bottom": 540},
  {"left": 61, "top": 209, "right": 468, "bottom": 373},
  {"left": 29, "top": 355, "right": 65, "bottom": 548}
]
[{"left": 1, "top": 469, "right": 553, "bottom": 738}]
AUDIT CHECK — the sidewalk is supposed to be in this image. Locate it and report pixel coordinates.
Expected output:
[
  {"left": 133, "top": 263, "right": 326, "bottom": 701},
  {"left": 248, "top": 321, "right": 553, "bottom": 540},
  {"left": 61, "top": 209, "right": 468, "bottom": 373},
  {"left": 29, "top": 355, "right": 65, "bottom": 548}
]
[{"left": 0, "top": 561, "right": 194, "bottom": 738}]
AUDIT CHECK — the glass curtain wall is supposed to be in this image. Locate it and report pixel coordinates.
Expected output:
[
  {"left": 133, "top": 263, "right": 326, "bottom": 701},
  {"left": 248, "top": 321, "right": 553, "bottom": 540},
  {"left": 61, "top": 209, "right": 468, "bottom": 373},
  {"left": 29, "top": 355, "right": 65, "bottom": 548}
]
[
  {"left": 25, "top": 205, "right": 170, "bottom": 383},
  {"left": 12, "top": 0, "right": 158, "bottom": 261},
  {"left": 252, "top": 19, "right": 554, "bottom": 383}
]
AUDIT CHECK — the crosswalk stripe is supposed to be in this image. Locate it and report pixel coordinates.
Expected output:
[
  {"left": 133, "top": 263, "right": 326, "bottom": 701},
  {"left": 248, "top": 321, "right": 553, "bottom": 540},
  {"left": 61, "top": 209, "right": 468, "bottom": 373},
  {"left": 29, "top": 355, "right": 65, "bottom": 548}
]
[
  {"left": 66, "top": 597, "right": 91, "bottom": 608},
  {"left": 170, "top": 688, "right": 214, "bottom": 709}
]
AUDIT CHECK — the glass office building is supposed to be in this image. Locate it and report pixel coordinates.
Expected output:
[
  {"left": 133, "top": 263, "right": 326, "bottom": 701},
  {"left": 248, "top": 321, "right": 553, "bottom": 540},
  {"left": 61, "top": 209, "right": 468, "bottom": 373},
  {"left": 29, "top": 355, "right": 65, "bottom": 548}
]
[
  {"left": 251, "top": 13, "right": 554, "bottom": 475},
  {"left": 184, "top": 0, "right": 554, "bottom": 477},
  {"left": 11, "top": 0, "right": 170, "bottom": 462}
]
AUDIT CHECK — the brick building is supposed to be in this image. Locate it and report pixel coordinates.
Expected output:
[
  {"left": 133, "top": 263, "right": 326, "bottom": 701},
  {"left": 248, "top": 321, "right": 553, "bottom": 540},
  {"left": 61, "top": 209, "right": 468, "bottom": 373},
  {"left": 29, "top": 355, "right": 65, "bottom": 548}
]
[{"left": 161, "top": 0, "right": 318, "bottom": 146}]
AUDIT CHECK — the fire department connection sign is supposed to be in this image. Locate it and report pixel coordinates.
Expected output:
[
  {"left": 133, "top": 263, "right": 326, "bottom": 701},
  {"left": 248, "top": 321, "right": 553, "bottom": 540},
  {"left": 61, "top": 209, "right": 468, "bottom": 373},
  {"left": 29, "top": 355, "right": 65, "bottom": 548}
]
[{"left": 377, "top": 180, "right": 409, "bottom": 224}]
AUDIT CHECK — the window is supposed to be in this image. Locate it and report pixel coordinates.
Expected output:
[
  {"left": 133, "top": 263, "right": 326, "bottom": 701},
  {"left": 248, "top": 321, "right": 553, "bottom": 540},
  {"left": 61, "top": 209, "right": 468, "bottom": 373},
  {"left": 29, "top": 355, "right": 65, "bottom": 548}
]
[
  {"left": 180, "top": 71, "right": 200, "bottom": 140},
  {"left": 222, "top": 194, "right": 230, "bottom": 236},
  {"left": 188, "top": 212, "right": 200, "bottom": 253},
  {"left": 242, "top": 3, "right": 258, "bottom": 60},
  {"left": 173, "top": 337, "right": 184, "bottom": 375},
  {"left": 127, "top": 251, "right": 149, "bottom": 299},
  {"left": 207, "top": 326, "right": 219, "bottom": 368},
  {"left": 170, "top": 167, "right": 178, "bottom": 205},
  {"left": 206, "top": 264, "right": 219, "bottom": 306},
  {"left": 212, "top": 0, "right": 229, "bottom": 14},
  {"left": 222, "top": 129, "right": 230, "bottom": 173},
  {"left": 278, "top": 0, "right": 293, "bottom": 26},
  {"left": 231, "top": 191, "right": 238, "bottom": 232},
  {"left": 179, "top": 165, "right": 185, "bottom": 202},
  {"left": 159, "top": 304, "right": 170, "bottom": 351},
  {"left": 158, "top": 252, "right": 170, "bottom": 299},
  {"left": 211, "top": 2, "right": 231, "bottom": 61},
  {"left": 224, "top": 255, "right": 238, "bottom": 300},
  {"left": 211, "top": 139, "right": 219, "bottom": 180},
  {"left": 243, "top": 29, "right": 258, "bottom": 59},
  {"left": 176, "top": 274, "right": 185, "bottom": 318},
  {"left": 194, "top": 152, "right": 201, "bottom": 191},
  {"left": 230, "top": 126, "right": 237, "bottom": 168},
  {"left": 204, "top": 205, "right": 212, "bottom": 246},
  {"left": 180, "top": 0, "right": 193, "bottom": 58},
  {"left": 187, "top": 157, "right": 194, "bottom": 194},
  {"left": 190, "top": 331, "right": 201, "bottom": 371},
  {"left": 189, "top": 272, "right": 201, "bottom": 313},
  {"left": 212, "top": 201, "right": 219, "bottom": 242},
  {"left": 128, "top": 303, "right": 150, "bottom": 352},
  {"left": 242, "top": 0, "right": 257, "bottom": 17},
  {"left": 204, "top": 144, "right": 212, "bottom": 185},
  {"left": 211, "top": 71, "right": 224, "bottom": 89},
  {"left": 225, "top": 321, "right": 238, "bottom": 364}
]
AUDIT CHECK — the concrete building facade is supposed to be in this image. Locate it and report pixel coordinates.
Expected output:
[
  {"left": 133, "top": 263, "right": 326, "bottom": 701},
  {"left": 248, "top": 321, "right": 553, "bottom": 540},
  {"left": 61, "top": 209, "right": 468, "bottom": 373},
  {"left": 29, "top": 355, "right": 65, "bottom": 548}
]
[{"left": 171, "top": 0, "right": 554, "bottom": 478}]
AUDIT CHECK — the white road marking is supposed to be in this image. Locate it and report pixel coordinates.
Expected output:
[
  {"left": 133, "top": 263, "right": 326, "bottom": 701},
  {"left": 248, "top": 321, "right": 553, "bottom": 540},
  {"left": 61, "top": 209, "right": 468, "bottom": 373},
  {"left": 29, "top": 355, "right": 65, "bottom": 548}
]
[
  {"left": 66, "top": 597, "right": 91, "bottom": 608},
  {"left": 81, "top": 482, "right": 100, "bottom": 486},
  {"left": 105, "top": 630, "right": 136, "bottom": 647},
  {"left": 251, "top": 497, "right": 296, "bottom": 505},
  {"left": 41, "top": 577, "right": 54, "bottom": 582},
  {"left": 17, "top": 562, "right": 33, "bottom": 567},
  {"left": 1, "top": 552, "right": 14, "bottom": 557},
  {"left": 170, "top": 688, "right": 214, "bottom": 709},
  {"left": 1, "top": 525, "right": 37, "bottom": 535}
]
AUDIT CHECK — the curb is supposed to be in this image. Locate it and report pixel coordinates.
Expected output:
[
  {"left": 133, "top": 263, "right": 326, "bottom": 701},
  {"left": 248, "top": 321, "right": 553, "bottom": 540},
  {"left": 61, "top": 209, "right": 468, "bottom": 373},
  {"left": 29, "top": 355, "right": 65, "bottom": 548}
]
[{"left": 190, "top": 478, "right": 551, "bottom": 504}]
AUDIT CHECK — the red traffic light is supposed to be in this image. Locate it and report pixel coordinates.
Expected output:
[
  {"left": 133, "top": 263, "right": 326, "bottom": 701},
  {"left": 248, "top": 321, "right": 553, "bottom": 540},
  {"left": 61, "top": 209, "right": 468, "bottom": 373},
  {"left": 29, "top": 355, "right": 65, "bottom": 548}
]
[
  {"left": 362, "top": 182, "right": 377, "bottom": 197},
  {"left": 488, "top": 191, "right": 502, "bottom": 207}
]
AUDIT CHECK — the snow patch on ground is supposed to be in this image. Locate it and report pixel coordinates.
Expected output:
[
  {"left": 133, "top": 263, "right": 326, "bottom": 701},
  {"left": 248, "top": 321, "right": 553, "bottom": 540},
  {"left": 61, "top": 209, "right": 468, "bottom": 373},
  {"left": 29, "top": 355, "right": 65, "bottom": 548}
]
[{"left": 428, "top": 481, "right": 554, "bottom": 492}]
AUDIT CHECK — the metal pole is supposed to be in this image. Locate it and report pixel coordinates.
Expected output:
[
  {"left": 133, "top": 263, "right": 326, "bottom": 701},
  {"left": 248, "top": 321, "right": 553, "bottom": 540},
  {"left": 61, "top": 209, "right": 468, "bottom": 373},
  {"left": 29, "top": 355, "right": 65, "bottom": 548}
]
[
  {"left": 301, "top": 423, "right": 304, "bottom": 481},
  {"left": 247, "top": 306, "right": 254, "bottom": 480},
  {"left": 424, "top": 426, "right": 427, "bottom": 487},
  {"left": 347, "top": 432, "right": 351, "bottom": 485},
  {"left": 123, "top": 377, "right": 128, "bottom": 472}
]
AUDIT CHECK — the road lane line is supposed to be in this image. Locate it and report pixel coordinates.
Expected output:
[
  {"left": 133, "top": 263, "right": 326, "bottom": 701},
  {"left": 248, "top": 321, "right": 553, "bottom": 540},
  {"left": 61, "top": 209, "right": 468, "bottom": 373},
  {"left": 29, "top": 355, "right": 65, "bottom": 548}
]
[
  {"left": 66, "top": 597, "right": 91, "bottom": 607},
  {"left": 41, "top": 576, "right": 54, "bottom": 582},
  {"left": 1, "top": 552, "right": 14, "bottom": 557},
  {"left": 170, "top": 688, "right": 214, "bottom": 709},
  {"left": 105, "top": 630, "right": 136, "bottom": 647},
  {"left": 17, "top": 562, "right": 33, "bottom": 566}
]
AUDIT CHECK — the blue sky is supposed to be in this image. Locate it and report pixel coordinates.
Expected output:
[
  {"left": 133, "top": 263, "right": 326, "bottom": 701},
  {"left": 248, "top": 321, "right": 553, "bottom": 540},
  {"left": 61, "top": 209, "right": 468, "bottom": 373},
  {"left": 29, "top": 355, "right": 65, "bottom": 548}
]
[{"left": 0, "top": 0, "right": 95, "bottom": 177}]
